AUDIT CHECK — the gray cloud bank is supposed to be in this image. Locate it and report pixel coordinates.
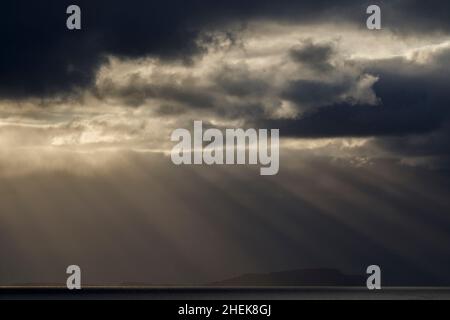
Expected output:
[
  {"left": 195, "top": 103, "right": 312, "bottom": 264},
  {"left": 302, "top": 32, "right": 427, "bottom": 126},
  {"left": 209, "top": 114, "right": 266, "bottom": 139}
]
[{"left": 2, "top": 0, "right": 450, "bottom": 98}]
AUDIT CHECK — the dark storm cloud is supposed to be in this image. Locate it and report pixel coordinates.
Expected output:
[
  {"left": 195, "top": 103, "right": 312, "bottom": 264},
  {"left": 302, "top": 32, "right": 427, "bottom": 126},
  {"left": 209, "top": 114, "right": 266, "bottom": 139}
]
[
  {"left": 0, "top": 0, "right": 202, "bottom": 99},
  {"left": 262, "top": 101, "right": 446, "bottom": 138},
  {"left": 261, "top": 48, "right": 450, "bottom": 138},
  {"left": 4, "top": 0, "right": 450, "bottom": 99},
  {"left": 290, "top": 39, "right": 336, "bottom": 73},
  {"left": 282, "top": 80, "right": 350, "bottom": 107},
  {"left": 385, "top": 0, "right": 450, "bottom": 34},
  {"left": 101, "top": 41, "right": 450, "bottom": 144}
]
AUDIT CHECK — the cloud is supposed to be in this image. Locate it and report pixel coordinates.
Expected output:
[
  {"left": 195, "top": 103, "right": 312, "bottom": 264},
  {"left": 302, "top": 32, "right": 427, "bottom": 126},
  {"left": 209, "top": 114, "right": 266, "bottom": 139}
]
[
  {"left": 3, "top": 0, "right": 450, "bottom": 99},
  {"left": 260, "top": 42, "right": 450, "bottom": 138},
  {"left": 1, "top": 15, "right": 450, "bottom": 173},
  {"left": 290, "top": 39, "right": 336, "bottom": 73},
  {"left": 90, "top": 32, "right": 382, "bottom": 119},
  {"left": 0, "top": 0, "right": 340, "bottom": 98}
]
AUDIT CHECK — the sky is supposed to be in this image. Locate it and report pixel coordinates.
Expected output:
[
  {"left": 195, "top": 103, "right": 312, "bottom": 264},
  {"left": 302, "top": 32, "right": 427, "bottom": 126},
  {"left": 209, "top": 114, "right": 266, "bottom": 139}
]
[{"left": 1, "top": 0, "right": 450, "bottom": 286}]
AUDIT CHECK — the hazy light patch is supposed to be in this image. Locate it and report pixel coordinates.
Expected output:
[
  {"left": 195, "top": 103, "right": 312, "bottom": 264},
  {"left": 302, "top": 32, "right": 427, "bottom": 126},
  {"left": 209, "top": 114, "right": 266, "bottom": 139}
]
[
  {"left": 283, "top": 137, "right": 370, "bottom": 150},
  {"left": 405, "top": 41, "right": 450, "bottom": 64}
]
